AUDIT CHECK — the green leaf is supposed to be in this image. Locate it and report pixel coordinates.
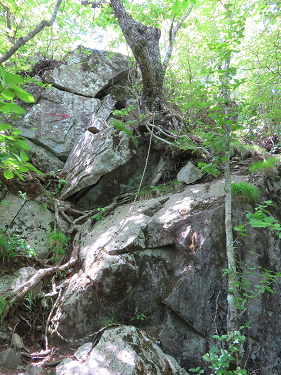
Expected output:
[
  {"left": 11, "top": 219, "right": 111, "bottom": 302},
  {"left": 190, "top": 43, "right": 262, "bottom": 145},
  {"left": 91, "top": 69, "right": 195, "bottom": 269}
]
[
  {"left": 0, "top": 153, "right": 9, "bottom": 161},
  {"left": 9, "top": 85, "right": 35, "bottom": 103},
  {"left": 0, "top": 89, "right": 15, "bottom": 100},
  {"left": 17, "top": 166, "right": 29, "bottom": 172},
  {"left": 20, "top": 151, "right": 29, "bottom": 162},
  {"left": 14, "top": 169, "right": 25, "bottom": 181},
  {"left": 172, "top": 0, "right": 180, "bottom": 13},
  {"left": 0, "top": 123, "right": 12, "bottom": 131},
  {"left": 0, "top": 67, "right": 23, "bottom": 85},
  {"left": 0, "top": 102, "right": 25, "bottom": 114},
  {"left": 16, "top": 139, "right": 29, "bottom": 150},
  {"left": 4, "top": 169, "right": 14, "bottom": 179},
  {"left": 264, "top": 216, "right": 274, "bottom": 224}
]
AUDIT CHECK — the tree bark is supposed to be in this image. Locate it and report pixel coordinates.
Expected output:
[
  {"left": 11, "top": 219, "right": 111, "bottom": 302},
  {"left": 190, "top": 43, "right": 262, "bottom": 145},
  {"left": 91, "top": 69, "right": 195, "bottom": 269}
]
[
  {"left": 110, "top": 0, "right": 164, "bottom": 113},
  {"left": 110, "top": 0, "right": 193, "bottom": 114}
]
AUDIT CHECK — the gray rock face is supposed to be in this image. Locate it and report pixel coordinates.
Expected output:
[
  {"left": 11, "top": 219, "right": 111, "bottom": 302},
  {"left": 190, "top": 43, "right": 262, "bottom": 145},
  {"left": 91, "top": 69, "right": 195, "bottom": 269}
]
[
  {"left": 0, "top": 348, "right": 21, "bottom": 368},
  {"left": 45, "top": 46, "right": 130, "bottom": 98},
  {"left": 56, "top": 326, "right": 188, "bottom": 375},
  {"left": 87, "top": 94, "right": 117, "bottom": 134},
  {"left": 177, "top": 161, "right": 202, "bottom": 184},
  {"left": 76, "top": 145, "right": 161, "bottom": 208},
  {"left": 59, "top": 126, "right": 137, "bottom": 200},
  {"left": 24, "top": 139, "right": 65, "bottom": 173},
  {"left": 54, "top": 175, "right": 281, "bottom": 374},
  {"left": 74, "top": 342, "right": 93, "bottom": 361},
  {"left": 0, "top": 192, "right": 58, "bottom": 258},
  {"left": 25, "top": 364, "right": 47, "bottom": 375},
  {"left": 15, "top": 86, "right": 100, "bottom": 159}
]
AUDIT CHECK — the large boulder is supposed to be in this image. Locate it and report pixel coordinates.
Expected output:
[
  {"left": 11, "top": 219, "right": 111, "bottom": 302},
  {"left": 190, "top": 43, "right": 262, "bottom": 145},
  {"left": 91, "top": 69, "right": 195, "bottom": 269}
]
[
  {"left": 44, "top": 46, "right": 130, "bottom": 98},
  {"left": 59, "top": 126, "right": 137, "bottom": 200},
  {"left": 15, "top": 86, "right": 100, "bottom": 160},
  {"left": 75, "top": 144, "right": 162, "bottom": 209},
  {"left": 53, "top": 175, "right": 281, "bottom": 374},
  {"left": 56, "top": 326, "right": 188, "bottom": 375}
]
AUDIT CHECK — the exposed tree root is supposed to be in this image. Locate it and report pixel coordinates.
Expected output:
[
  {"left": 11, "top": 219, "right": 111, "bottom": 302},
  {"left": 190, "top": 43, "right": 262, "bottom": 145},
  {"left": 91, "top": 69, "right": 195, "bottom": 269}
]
[{"left": 1, "top": 227, "right": 82, "bottom": 317}]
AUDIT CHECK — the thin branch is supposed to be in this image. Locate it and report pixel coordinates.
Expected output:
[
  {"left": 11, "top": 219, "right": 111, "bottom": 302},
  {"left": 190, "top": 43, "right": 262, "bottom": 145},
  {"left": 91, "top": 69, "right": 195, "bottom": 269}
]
[
  {"left": 162, "top": 4, "right": 194, "bottom": 76},
  {"left": 0, "top": 0, "right": 63, "bottom": 65}
]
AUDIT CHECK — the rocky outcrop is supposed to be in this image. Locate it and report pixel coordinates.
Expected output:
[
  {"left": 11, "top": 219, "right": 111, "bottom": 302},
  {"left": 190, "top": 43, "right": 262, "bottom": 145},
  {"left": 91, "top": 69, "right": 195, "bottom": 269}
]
[
  {"left": 75, "top": 144, "right": 162, "bottom": 208},
  {"left": 44, "top": 46, "right": 130, "bottom": 98},
  {"left": 15, "top": 86, "right": 101, "bottom": 160},
  {"left": 59, "top": 126, "right": 137, "bottom": 200},
  {"left": 56, "top": 326, "right": 188, "bottom": 375},
  {"left": 55, "top": 175, "right": 279, "bottom": 373},
  {"left": 0, "top": 192, "right": 64, "bottom": 258}
]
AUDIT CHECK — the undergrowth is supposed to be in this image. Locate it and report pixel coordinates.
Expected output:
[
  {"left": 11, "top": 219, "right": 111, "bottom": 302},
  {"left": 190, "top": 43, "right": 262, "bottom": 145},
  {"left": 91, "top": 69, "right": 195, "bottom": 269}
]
[
  {"left": 231, "top": 182, "right": 260, "bottom": 202},
  {"left": 48, "top": 229, "right": 68, "bottom": 263},
  {"left": 249, "top": 157, "right": 280, "bottom": 175},
  {"left": 231, "top": 140, "right": 266, "bottom": 158}
]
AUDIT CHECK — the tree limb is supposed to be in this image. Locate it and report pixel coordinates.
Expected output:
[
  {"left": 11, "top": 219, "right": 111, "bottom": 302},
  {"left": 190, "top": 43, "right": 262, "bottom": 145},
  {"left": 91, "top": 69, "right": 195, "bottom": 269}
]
[
  {"left": 162, "top": 4, "right": 194, "bottom": 76},
  {"left": 0, "top": 0, "right": 63, "bottom": 65}
]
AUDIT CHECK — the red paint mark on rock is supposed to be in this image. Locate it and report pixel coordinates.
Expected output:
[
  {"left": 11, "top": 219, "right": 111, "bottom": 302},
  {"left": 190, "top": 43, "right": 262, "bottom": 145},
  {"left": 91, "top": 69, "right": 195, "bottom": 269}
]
[{"left": 45, "top": 112, "right": 69, "bottom": 120}]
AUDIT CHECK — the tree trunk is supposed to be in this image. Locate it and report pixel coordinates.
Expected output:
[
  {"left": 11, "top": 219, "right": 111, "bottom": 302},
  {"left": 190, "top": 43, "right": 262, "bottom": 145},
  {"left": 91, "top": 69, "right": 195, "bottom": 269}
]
[
  {"left": 110, "top": 0, "right": 165, "bottom": 113},
  {"left": 222, "top": 55, "right": 244, "bottom": 367}
]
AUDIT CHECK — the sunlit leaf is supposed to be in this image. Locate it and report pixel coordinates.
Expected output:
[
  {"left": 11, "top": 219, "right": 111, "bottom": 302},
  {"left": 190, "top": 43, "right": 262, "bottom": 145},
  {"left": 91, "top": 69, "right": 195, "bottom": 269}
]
[{"left": 4, "top": 169, "right": 14, "bottom": 179}]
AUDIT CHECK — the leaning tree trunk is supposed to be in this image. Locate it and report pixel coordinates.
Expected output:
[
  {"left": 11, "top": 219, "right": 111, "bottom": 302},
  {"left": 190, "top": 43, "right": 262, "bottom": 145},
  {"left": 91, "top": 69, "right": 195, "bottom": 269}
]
[
  {"left": 110, "top": 0, "right": 165, "bottom": 113},
  {"left": 110, "top": 0, "right": 193, "bottom": 117}
]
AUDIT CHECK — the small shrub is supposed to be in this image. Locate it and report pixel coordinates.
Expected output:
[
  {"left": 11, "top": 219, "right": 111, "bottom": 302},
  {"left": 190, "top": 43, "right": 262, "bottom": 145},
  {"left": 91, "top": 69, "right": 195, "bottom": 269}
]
[
  {"left": 231, "top": 182, "right": 260, "bottom": 202},
  {"left": 249, "top": 157, "right": 280, "bottom": 175},
  {"left": 0, "top": 231, "right": 18, "bottom": 263},
  {"left": 48, "top": 230, "right": 68, "bottom": 263}
]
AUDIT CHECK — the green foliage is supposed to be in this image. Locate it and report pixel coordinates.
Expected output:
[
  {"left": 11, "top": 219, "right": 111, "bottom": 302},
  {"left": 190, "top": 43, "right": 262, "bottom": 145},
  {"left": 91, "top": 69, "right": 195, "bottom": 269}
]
[
  {"left": 0, "top": 297, "right": 6, "bottom": 323},
  {"left": 194, "top": 202, "right": 281, "bottom": 374},
  {"left": 0, "top": 67, "right": 43, "bottom": 180},
  {"left": 137, "top": 313, "right": 146, "bottom": 321},
  {"left": 23, "top": 291, "right": 38, "bottom": 314},
  {"left": 0, "top": 229, "right": 36, "bottom": 262},
  {"left": 200, "top": 331, "right": 248, "bottom": 375},
  {"left": 231, "top": 182, "right": 260, "bottom": 202},
  {"left": 48, "top": 230, "right": 68, "bottom": 263},
  {"left": 140, "top": 184, "right": 173, "bottom": 196},
  {"left": 110, "top": 119, "right": 139, "bottom": 146},
  {"left": 101, "top": 315, "right": 118, "bottom": 327},
  {"left": 230, "top": 140, "right": 266, "bottom": 159},
  {"left": 235, "top": 201, "right": 281, "bottom": 239},
  {"left": 248, "top": 157, "right": 280, "bottom": 175},
  {"left": 91, "top": 207, "right": 105, "bottom": 221},
  {"left": 55, "top": 179, "right": 67, "bottom": 193}
]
